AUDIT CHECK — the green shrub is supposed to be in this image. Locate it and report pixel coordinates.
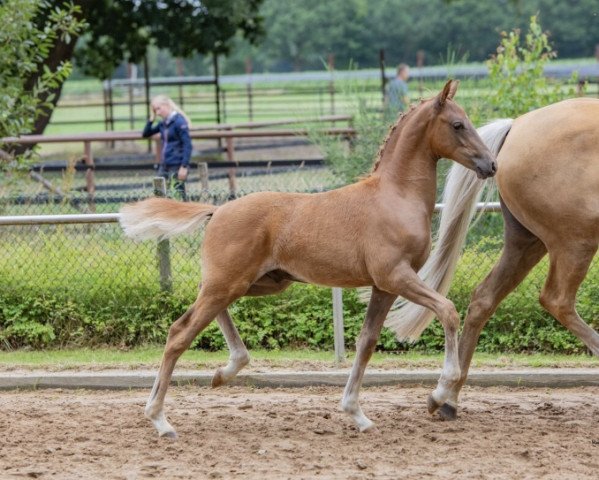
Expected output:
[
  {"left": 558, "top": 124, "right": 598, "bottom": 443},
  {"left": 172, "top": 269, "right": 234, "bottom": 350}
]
[
  {"left": 486, "top": 15, "right": 580, "bottom": 118},
  {"left": 1, "top": 247, "right": 595, "bottom": 354},
  {"left": 0, "top": 223, "right": 596, "bottom": 353}
]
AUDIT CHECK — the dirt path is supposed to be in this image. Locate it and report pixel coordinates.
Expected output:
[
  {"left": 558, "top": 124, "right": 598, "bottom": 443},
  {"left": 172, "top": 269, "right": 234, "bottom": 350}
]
[{"left": 1, "top": 385, "right": 598, "bottom": 479}]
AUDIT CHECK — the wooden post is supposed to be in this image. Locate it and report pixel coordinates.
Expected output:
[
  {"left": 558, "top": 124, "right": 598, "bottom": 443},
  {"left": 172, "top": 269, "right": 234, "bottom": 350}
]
[
  {"left": 347, "top": 116, "right": 355, "bottom": 152},
  {"left": 153, "top": 177, "right": 172, "bottom": 292},
  {"left": 198, "top": 162, "right": 209, "bottom": 191},
  {"left": 379, "top": 49, "right": 387, "bottom": 106},
  {"left": 144, "top": 55, "right": 152, "bottom": 153},
  {"left": 416, "top": 50, "right": 425, "bottom": 97},
  {"left": 221, "top": 90, "right": 227, "bottom": 124},
  {"left": 176, "top": 58, "right": 185, "bottom": 108},
  {"left": 213, "top": 53, "right": 223, "bottom": 152},
  {"left": 213, "top": 53, "right": 222, "bottom": 125},
  {"left": 226, "top": 135, "right": 237, "bottom": 200},
  {"left": 328, "top": 54, "right": 335, "bottom": 115},
  {"left": 154, "top": 138, "right": 162, "bottom": 166},
  {"left": 102, "top": 80, "right": 110, "bottom": 132},
  {"left": 83, "top": 141, "right": 95, "bottom": 213},
  {"left": 105, "top": 80, "right": 115, "bottom": 148},
  {"left": 318, "top": 88, "right": 324, "bottom": 116},
  {"left": 225, "top": 136, "right": 235, "bottom": 162},
  {"left": 332, "top": 288, "right": 345, "bottom": 363},
  {"left": 104, "top": 79, "right": 115, "bottom": 132},
  {"left": 246, "top": 57, "right": 253, "bottom": 122},
  {"left": 127, "top": 63, "right": 135, "bottom": 129},
  {"left": 596, "top": 44, "right": 599, "bottom": 98}
]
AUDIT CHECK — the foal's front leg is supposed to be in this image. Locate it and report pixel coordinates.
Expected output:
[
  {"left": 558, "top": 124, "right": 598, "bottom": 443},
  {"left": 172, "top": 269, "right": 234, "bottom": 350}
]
[
  {"left": 378, "top": 265, "right": 462, "bottom": 414},
  {"left": 342, "top": 287, "right": 397, "bottom": 432}
]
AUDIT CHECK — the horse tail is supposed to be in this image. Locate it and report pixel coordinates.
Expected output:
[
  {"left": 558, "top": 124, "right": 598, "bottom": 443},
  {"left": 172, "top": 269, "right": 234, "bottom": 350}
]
[
  {"left": 384, "top": 118, "right": 514, "bottom": 341},
  {"left": 119, "top": 197, "right": 217, "bottom": 241}
]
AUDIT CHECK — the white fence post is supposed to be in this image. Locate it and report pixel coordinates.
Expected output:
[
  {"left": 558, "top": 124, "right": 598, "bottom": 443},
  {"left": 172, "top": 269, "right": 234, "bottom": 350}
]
[{"left": 332, "top": 287, "right": 345, "bottom": 363}]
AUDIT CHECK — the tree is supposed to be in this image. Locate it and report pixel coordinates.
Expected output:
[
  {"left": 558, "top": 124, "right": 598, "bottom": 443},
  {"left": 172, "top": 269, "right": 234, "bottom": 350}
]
[
  {"left": 17, "top": 0, "right": 264, "bottom": 140},
  {"left": 224, "top": 0, "right": 598, "bottom": 73},
  {"left": 73, "top": 0, "right": 264, "bottom": 79},
  {"left": 0, "top": 0, "right": 85, "bottom": 166}
]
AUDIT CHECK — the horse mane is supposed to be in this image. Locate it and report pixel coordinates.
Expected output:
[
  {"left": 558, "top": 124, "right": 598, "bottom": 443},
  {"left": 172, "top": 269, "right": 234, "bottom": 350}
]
[{"left": 371, "top": 101, "right": 422, "bottom": 173}]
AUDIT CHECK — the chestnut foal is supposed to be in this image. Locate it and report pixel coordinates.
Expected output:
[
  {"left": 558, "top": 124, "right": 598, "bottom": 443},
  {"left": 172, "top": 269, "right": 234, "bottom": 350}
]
[{"left": 120, "top": 80, "right": 496, "bottom": 438}]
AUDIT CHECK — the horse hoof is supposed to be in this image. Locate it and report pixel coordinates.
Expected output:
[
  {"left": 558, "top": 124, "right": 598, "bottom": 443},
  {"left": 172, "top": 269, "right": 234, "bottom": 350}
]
[
  {"left": 360, "top": 424, "right": 378, "bottom": 434},
  {"left": 211, "top": 369, "right": 225, "bottom": 388},
  {"left": 427, "top": 394, "right": 442, "bottom": 414},
  {"left": 358, "top": 420, "right": 376, "bottom": 433},
  {"left": 159, "top": 430, "right": 178, "bottom": 440},
  {"left": 438, "top": 403, "right": 458, "bottom": 421}
]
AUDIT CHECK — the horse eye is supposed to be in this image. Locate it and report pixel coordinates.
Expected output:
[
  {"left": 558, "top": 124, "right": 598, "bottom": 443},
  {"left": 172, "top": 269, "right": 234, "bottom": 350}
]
[{"left": 453, "top": 121, "right": 464, "bottom": 130}]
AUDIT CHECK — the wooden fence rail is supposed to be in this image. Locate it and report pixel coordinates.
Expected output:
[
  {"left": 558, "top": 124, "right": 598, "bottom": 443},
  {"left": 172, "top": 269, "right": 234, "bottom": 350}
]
[{"left": 2, "top": 115, "right": 356, "bottom": 209}]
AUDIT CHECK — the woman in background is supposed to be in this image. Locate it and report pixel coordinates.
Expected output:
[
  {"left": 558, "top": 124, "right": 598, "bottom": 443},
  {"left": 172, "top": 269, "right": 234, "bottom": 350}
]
[{"left": 143, "top": 94, "right": 192, "bottom": 200}]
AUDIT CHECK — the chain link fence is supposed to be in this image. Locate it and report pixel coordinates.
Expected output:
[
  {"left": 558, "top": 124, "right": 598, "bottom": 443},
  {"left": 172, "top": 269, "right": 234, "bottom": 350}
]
[{"left": 1, "top": 164, "right": 598, "bottom": 351}]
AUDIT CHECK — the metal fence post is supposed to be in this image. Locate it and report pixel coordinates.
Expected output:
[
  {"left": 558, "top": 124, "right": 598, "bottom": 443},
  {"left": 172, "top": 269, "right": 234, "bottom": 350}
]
[
  {"left": 332, "top": 287, "right": 345, "bottom": 363},
  {"left": 153, "top": 177, "right": 172, "bottom": 292}
]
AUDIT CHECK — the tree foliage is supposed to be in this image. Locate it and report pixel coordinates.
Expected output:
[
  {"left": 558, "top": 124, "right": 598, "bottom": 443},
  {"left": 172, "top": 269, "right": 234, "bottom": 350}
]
[
  {"left": 0, "top": 0, "right": 85, "bottom": 165},
  {"left": 4, "top": 0, "right": 265, "bottom": 142},
  {"left": 73, "top": 0, "right": 264, "bottom": 80},
  {"left": 219, "top": 0, "right": 599, "bottom": 73}
]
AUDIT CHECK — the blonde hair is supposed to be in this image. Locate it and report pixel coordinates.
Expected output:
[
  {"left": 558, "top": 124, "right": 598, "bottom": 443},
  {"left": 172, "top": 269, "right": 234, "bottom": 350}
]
[{"left": 151, "top": 94, "right": 192, "bottom": 127}]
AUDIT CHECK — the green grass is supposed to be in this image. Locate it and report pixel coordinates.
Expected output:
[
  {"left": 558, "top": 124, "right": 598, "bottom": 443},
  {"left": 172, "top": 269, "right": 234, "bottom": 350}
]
[
  {"left": 47, "top": 58, "right": 599, "bottom": 133},
  {"left": 0, "top": 347, "right": 596, "bottom": 371}
]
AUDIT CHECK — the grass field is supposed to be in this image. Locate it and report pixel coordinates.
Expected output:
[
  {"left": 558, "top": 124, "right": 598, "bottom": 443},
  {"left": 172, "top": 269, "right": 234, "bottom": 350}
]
[
  {"left": 0, "top": 347, "right": 597, "bottom": 370},
  {"left": 39, "top": 59, "right": 597, "bottom": 160},
  {"left": 47, "top": 79, "right": 491, "bottom": 136}
]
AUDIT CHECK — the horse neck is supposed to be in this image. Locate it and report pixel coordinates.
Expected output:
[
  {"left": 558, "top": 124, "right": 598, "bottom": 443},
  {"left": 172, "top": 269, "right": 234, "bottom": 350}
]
[{"left": 373, "top": 112, "right": 438, "bottom": 212}]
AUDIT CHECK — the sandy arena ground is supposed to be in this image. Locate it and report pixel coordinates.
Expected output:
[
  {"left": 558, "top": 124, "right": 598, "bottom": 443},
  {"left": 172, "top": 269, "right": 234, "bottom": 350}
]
[{"left": 1, "top": 385, "right": 598, "bottom": 479}]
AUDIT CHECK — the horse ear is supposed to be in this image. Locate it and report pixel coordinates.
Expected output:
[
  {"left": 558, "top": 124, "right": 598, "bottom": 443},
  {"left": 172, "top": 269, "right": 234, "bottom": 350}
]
[{"left": 436, "top": 79, "right": 460, "bottom": 109}]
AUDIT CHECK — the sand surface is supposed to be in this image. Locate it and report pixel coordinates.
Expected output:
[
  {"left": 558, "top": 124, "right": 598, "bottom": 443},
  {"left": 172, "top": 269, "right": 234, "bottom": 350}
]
[{"left": 1, "top": 385, "right": 598, "bottom": 479}]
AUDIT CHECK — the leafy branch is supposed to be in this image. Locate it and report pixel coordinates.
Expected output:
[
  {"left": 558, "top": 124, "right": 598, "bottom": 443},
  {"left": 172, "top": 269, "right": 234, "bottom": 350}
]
[{"left": 486, "top": 15, "right": 580, "bottom": 118}]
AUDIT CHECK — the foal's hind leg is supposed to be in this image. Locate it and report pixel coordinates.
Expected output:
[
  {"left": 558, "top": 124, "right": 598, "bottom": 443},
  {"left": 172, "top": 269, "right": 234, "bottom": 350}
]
[
  {"left": 438, "top": 205, "right": 547, "bottom": 419},
  {"left": 211, "top": 278, "right": 292, "bottom": 388},
  {"left": 539, "top": 244, "right": 599, "bottom": 356},
  {"left": 211, "top": 309, "right": 250, "bottom": 388},
  {"left": 145, "top": 283, "right": 247, "bottom": 438},
  {"left": 342, "top": 287, "right": 397, "bottom": 432}
]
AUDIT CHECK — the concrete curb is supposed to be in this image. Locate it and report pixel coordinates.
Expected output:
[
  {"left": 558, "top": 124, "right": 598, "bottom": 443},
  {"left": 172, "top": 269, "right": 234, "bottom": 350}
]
[{"left": 0, "top": 369, "right": 597, "bottom": 390}]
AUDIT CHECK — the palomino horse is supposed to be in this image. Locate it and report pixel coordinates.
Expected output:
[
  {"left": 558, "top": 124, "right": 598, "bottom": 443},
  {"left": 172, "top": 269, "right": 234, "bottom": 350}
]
[
  {"left": 119, "top": 80, "right": 496, "bottom": 438},
  {"left": 384, "top": 97, "right": 599, "bottom": 420}
]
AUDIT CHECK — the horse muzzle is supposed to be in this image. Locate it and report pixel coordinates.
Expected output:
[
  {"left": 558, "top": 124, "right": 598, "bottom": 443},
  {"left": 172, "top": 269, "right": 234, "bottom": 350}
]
[{"left": 473, "top": 156, "right": 497, "bottom": 179}]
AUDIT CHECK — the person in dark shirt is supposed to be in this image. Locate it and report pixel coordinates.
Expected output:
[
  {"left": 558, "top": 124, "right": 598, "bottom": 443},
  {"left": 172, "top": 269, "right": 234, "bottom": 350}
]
[
  {"left": 142, "top": 94, "right": 192, "bottom": 200},
  {"left": 384, "top": 63, "right": 410, "bottom": 120}
]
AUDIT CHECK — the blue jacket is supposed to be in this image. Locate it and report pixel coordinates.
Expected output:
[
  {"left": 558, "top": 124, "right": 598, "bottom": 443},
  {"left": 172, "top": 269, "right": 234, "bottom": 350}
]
[{"left": 142, "top": 113, "right": 192, "bottom": 167}]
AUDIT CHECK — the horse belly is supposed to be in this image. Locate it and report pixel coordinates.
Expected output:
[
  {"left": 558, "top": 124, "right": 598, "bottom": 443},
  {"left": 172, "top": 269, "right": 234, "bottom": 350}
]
[{"left": 277, "top": 247, "right": 372, "bottom": 288}]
